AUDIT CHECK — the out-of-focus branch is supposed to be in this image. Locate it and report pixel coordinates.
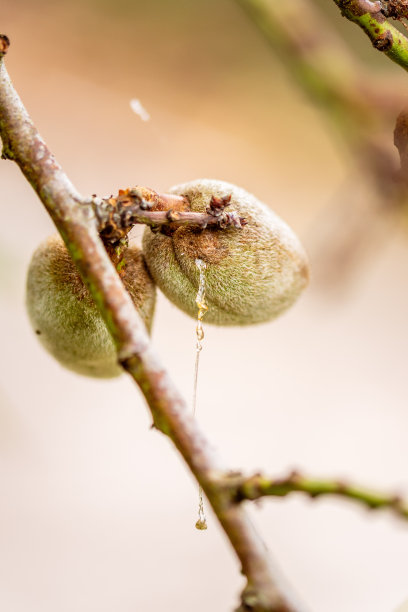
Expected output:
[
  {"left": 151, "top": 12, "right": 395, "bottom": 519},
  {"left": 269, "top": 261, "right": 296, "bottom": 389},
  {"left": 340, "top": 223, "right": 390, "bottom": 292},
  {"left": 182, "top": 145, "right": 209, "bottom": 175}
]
[
  {"left": 234, "top": 0, "right": 402, "bottom": 184},
  {"left": 0, "top": 38, "right": 305, "bottom": 612},
  {"left": 230, "top": 471, "right": 408, "bottom": 521},
  {"left": 235, "top": 0, "right": 408, "bottom": 289},
  {"left": 235, "top": 0, "right": 407, "bottom": 135}
]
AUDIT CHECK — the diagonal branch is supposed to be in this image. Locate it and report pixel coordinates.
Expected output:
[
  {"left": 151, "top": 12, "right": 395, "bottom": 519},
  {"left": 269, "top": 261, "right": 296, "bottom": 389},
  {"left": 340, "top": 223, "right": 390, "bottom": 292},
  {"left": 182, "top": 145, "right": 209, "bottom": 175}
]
[
  {"left": 229, "top": 471, "right": 408, "bottom": 521},
  {"left": 0, "top": 39, "right": 305, "bottom": 612},
  {"left": 331, "top": 0, "right": 408, "bottom": 71}
]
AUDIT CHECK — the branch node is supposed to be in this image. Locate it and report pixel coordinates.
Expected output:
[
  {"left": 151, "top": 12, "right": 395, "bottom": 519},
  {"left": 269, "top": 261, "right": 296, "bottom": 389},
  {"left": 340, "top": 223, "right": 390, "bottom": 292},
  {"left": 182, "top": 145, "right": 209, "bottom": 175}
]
[
  {"left": 372, "top": 29, "right": 393, "bottom": 50},
  {"left": 382, "top": 0, "right": 408, "bottom": 21},
  {"left": 166, "top": 209, "right": 180, "bottom": 222}
]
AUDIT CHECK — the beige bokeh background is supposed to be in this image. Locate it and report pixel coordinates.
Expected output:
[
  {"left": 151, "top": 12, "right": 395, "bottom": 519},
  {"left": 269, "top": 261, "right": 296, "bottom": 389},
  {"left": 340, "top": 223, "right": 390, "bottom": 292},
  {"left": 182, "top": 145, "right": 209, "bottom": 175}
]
[{"left": 2, "top": 1, "right": 408, "bottom": 611}]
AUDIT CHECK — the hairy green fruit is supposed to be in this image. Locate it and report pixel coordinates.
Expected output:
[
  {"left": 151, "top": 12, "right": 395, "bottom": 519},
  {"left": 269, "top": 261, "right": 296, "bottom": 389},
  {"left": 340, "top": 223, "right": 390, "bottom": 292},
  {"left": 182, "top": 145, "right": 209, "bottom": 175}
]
[
  {"left": 142, "top": 179, "right": 309, "bottom": 325},
  {"left": 26, "top": 234, "right": 156, "bottom": 378}
]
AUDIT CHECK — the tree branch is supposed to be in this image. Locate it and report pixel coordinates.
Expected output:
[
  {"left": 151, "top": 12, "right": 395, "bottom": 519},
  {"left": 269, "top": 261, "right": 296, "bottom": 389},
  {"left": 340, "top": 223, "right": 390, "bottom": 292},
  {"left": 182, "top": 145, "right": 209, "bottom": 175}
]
[
  {"left": 230, "top": 471, "right": 408, "bottom": 521},
  {"left": 331, "top": 0, "right": 408, "bottom": 71},
  {"left": 0, "top": 39, "right": 305, "bottom": 612}
]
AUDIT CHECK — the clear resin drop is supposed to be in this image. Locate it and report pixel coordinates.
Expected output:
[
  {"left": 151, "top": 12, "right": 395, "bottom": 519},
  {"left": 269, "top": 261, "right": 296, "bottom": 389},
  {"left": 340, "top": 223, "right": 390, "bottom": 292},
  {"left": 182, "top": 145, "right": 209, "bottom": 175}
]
[{"left": 193, "top": 258, "right": 208, "bottom": 531}]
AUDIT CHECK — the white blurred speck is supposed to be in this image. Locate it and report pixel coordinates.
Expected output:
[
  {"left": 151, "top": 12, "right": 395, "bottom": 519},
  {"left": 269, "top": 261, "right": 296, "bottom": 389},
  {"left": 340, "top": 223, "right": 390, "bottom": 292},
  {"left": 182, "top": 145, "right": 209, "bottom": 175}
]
[{"left": 129, "top": 98, "right": 150, "bottom": 122}]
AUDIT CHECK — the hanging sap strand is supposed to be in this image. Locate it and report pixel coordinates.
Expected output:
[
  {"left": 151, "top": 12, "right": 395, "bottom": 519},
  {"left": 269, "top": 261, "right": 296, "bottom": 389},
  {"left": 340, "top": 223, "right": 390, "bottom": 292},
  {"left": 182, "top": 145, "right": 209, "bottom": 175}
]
[{"left": 193, "top": 258, "right": 208, "bottom": 531}]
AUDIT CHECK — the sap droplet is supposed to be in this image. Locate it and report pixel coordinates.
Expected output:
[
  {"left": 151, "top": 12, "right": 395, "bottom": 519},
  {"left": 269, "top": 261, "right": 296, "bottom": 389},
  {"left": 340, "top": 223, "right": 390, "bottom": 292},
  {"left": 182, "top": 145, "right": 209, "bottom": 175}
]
[
  {"left": 195, "top": 519, "right": 208, "bottom": 531},
  {"left": 192, "top": 260, "right": 209, "bottom": 531}
]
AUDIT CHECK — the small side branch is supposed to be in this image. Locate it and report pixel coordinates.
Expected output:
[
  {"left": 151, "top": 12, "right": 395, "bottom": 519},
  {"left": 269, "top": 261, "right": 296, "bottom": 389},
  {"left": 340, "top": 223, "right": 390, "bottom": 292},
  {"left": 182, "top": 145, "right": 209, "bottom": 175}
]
[
  {"left": 93, "top": 188, "right": 246, "bottom": 244},
  {"left": 231, "top": 471, "right": 408, "bottom": 521},
  {"left": 331, "top": 0, "right": 408, "bottom": 71}
]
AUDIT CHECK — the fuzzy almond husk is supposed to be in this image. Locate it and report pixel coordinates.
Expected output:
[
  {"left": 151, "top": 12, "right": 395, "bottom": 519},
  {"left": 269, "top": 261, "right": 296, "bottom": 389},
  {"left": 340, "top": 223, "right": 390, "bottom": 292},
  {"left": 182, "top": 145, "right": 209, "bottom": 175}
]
[
  {"left": 26, "top": 234, "right": 156, "bottom": 378},
  {"left": 142, "top": 179, "right": 309, "bottom": 325}
]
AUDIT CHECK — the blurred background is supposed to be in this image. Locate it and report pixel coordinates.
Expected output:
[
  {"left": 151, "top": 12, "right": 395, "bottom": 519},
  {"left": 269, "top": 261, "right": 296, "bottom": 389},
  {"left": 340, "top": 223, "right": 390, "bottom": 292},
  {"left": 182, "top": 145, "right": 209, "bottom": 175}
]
[{"left": 2, "top": 1, "right": 408, "bottom": 611}]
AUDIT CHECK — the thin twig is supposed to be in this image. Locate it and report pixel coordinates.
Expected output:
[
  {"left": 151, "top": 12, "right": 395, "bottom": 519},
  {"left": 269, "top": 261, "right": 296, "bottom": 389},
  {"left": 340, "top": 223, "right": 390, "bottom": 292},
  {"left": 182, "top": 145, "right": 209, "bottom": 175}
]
[
  {"left": 331, "top": 0, "right": 408, "bottom": 71},
  {"left": 0, "top": 39, "right": 304, "bottom": 612},
  {"left": 230, "top": 471, "right": 408, "bottom": 521},
  {"left": 94, "top": 188, "right": 246, "bottom": 244}
]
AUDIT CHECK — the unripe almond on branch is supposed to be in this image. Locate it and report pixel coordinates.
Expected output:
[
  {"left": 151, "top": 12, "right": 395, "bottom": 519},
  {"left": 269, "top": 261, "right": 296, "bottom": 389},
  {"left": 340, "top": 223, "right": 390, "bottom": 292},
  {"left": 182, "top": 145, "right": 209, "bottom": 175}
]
[
  {"left": 142, "top": 179, "right": 309, "bottom": 325},
  {"left": 26, "top": 234, "right": 156, "bottom": 378}
]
